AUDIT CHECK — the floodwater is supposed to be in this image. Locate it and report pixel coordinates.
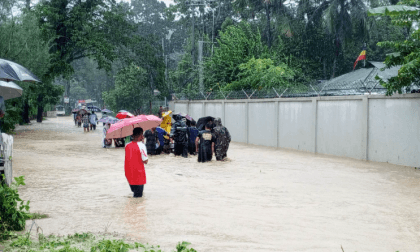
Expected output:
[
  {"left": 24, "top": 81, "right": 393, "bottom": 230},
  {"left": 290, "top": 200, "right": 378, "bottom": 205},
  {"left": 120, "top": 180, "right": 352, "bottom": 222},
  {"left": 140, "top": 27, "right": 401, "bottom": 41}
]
[{"left": 12, "top": 115, "right": 420, "bottom": 252}]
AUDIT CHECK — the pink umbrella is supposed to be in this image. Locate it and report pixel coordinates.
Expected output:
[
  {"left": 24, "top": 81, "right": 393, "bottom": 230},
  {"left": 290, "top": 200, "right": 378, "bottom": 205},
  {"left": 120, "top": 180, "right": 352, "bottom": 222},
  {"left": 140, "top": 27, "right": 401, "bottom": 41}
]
[{"left": 106, "top": 115, "right": 162, "bottom": 139}]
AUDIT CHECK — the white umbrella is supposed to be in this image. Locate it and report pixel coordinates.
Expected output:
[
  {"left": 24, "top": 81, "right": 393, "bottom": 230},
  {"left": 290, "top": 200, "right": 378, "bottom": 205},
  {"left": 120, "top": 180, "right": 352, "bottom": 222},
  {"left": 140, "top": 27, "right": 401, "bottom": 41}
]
[{"left": 0, "top": 81, "right": 23, "bottom": 100}]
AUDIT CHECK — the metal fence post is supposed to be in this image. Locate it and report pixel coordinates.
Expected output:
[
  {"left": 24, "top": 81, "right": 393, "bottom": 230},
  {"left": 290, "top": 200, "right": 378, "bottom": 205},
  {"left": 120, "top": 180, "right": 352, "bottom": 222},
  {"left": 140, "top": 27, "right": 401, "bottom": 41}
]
[
  {"left": 312, "top": 97, "right": 318, "bottom": 153},
  {"left": 245, "top": 101, "right": 249, "bottom": 144},
  {"left": 361, "top": 96, "right": 369, "bottom": 160},
  {"left": 222, "top": 101, "right": 225, "bottom": 125},
  {"left": 276, "top": 101, "right": 280, "bottom": 148}
]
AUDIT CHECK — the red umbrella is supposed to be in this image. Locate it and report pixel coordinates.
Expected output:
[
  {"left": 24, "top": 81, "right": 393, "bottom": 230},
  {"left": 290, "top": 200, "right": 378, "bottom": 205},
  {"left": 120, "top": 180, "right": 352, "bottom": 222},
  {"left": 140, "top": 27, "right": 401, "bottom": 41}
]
[
  {"left": 106, "top": 115, "right": 162, "bottom": 139},
  {"left": 116, "top": 111, "right": 134, "bottom": 119}
]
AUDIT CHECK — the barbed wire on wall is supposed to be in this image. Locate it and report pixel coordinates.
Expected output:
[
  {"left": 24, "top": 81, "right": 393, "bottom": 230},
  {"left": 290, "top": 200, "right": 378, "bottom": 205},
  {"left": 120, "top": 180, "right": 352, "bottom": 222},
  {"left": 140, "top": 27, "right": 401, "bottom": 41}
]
[{"left": 171, "top": 81, "right": 389, "bottom": 101}]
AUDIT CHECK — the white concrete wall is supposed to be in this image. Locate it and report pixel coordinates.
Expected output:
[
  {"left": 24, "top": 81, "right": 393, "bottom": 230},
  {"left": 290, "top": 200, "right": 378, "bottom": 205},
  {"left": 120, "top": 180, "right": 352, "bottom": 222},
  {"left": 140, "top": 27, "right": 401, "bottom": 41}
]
[
  {"left": 278, "top": 101, "right": 314, "bottom": 152},
  {"left": 174, "top": 103, "right": 188, "bottom": 115},
  {"left": 368, "top": 98, "right": 420, "bottom": 167},
  {"left": 205, "top": 103, "right": 223, "bottom": 117},
  {"left": 47, "top": 111, "right": 57, "bottom": 117},
  {"left": 248, "top": 102, "right": 277, "bottom": 147},
  {"left": 225, "top": 102, "right": 247, "bottom": 143},
  {"left": 317, "top": 100, "right": 364, "bottom": 159},
  {"left": 172, "top": 94, "right": 420, "bottom": 167},
  {"left": 189, "top": 103, "right": 203, "bottom": 121}
]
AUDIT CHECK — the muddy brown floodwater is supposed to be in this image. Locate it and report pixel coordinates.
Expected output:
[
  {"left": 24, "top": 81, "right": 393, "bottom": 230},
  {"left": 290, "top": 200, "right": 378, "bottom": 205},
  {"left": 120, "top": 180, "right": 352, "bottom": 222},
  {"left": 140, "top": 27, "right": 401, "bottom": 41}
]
[{"left": 12, "top": 115, "right": 420, "bottom": 251}]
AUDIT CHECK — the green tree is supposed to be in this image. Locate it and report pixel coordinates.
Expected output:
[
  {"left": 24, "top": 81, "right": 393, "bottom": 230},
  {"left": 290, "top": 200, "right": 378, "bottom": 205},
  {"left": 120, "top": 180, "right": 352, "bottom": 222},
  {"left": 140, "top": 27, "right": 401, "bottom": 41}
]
[
  {"left": 234, "top": 0, "right": 289, "bottom": 48},
  {"left": 205, "top": 22, "right": 270, "bottom": 89},
  {"left": 225, "top": 57, "right": 295, "bottom": 90},
  {"left": 36, "top": 0, "right": 135, "bottom": 78},
  {"left": 368, "top": 2, "right": 420, "bottom": 94},
  {"left": 33, "top": 0, "right": 135, "bottom": 121},
  {"left": 102, "top": 64, "right": 152, "bottom": 113},
  {"left": 0, "top": 9, "right": 60, "bottom": 127}
]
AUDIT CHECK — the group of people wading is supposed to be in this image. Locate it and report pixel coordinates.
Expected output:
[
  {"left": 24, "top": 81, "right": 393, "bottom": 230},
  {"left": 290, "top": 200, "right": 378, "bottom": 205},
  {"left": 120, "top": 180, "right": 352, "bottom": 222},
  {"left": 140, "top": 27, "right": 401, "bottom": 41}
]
[
  {"left": 169, "top": 115, "right": 231, "bottom": 163},
  {"left": 124, "top": 116, "right": 231, "bottom": 198},
  {"left": 133, "top": 113, "right": 232, "bottom": 163}
]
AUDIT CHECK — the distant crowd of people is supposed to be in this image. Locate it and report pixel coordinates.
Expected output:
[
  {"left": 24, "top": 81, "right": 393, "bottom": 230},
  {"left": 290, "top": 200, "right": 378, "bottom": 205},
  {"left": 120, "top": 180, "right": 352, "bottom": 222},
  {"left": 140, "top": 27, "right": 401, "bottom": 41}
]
[{"left": 73, "top": 110, "right": 98, "bottom": 132}]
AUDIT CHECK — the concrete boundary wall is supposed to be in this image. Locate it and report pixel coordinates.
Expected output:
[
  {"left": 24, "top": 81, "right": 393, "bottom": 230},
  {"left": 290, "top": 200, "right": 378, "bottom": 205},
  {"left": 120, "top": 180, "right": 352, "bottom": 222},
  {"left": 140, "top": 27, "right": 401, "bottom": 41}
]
[{"left": 170, "top": 94, "right": 420, "bottom": 167}]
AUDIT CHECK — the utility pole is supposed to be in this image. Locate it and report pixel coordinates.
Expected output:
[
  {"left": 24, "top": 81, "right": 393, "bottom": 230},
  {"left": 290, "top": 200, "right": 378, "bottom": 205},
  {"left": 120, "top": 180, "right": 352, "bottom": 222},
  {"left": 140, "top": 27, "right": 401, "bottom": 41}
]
[
  {"left": 198, "top": 41, "right": 203, "bottom": 92},
  {"left": 186, "top": 0, "right": 217, "bottom": 65},
  {"left": 192, "top": 11, "right": 195, "bottom": 65},
  {"left": 197, "top": 41, "right": 215, "bottom": 93},
  {"left": 162, "top": 38, "right": 165, "bottom": 59},
  {"left": 363, "top": 42, "right": 367, "bottom": 67},
  {"left": 212, "top": 9, "right": 215, "bottom": 56}
]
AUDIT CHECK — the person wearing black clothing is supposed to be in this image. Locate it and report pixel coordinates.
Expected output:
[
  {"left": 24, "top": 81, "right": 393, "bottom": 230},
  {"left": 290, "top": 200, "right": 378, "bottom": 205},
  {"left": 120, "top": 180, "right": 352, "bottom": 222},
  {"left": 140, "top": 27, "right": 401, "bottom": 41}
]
[
  {"left": 158, "top": 106, "right": 164, "bottom": 118},
  {"left": 170, "top": 115, "right": 188, "bottom": 158},
  {"left": 196, "top": 123, "right": 215, "bottom": 163},
  {"left": 187, "top": 121, "right": 199, "bottom": 155},
  {"left": 144, "top": 127, "right": 158, "bottom": 155},
  {"left": 114, "top": 138, "right": 125, "bottom": 148}
]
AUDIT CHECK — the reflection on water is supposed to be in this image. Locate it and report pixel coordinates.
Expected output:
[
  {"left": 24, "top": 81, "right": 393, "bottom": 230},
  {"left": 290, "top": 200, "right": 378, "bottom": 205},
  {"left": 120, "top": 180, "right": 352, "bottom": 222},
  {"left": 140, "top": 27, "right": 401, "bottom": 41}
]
[{"left": 12, "top": 116, "right": 420, "bottom": 251}]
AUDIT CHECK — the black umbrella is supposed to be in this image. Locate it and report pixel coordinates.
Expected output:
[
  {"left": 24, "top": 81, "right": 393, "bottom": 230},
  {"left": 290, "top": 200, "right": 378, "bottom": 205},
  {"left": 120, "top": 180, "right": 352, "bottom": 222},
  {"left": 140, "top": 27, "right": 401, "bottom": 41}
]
[
  {"left": 173, "top": 112, "right": 193, "bottom": 121},
  {"left": 196, "top": 116, "right": 215, "bottom": 131},
  {"left": 87, "top": 105, "right": 101, "bottom": 112},
  {"left": 0, "top": 58, "right": 41, "bottom": 82},
  {"left": 0, "top": 81, "right": 23, "bottom": 100}
]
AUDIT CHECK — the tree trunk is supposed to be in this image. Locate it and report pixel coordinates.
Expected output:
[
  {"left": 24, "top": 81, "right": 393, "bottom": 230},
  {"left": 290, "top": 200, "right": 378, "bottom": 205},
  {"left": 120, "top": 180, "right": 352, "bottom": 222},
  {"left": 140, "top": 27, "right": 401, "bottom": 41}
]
[
  {"left": 149, "top": 101, "right": 152, "bottom": 115},
  {"left": 331, "top": 56, "right": 337, "bottom": 79},
  {"left": 265, "top": 3, "right": 272, "bottom": 48},
  {"left": 331, "top": 0, "right": 345, "bottom": 79},
  {"left": 22, "top": 99, "right": 30, "bottom": 124},
  {"left": 150, "top": 72, "right": 154, "bottom": 114},
  {"left": 36, "top": 94, "right": 43, "bottom": 123}
]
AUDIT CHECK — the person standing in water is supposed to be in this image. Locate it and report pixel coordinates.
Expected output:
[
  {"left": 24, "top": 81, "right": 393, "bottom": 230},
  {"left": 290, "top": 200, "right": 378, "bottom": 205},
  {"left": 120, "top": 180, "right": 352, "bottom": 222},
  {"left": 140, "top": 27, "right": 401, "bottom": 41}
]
[
  {"left": 196, "top": 123, "right": 215, "bottom": 163},
  {"left": 82, "top": 113, "right": 90, "bottom": 132},
  {"left": 213, "top": 118, "right": 231, "bottom": 161},
  {"left": 103, "top": 123, "right": 112, "bottom": 148},
  {"left": 89, "top": 111, "right": 98, "bottom": 131},
  {"left": 124, "top": 127, "right": 148, "bottom": 198},
  {"left": 170, "top": 115, "right": 188, "bottom": 158},
  {"left": 187, "top": 121, "right": 199, "bottom": 155},
  {"left": 144, "top": 127, "right": 158, "bottom": 155}
]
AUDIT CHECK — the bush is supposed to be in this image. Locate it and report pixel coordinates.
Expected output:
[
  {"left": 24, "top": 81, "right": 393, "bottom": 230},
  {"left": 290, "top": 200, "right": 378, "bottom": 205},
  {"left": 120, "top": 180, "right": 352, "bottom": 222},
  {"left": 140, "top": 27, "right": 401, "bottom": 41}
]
[
  {"left": 0, "top": 106, "right": 22, "bottom": 134},
  {"left": 0, "top": 175, "right": 30, "bottom": 240}
]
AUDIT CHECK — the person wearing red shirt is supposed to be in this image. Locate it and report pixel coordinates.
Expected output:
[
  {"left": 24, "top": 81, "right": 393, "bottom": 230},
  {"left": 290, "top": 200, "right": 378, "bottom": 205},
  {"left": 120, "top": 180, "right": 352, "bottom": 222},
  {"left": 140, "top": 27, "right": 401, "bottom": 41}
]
[{"left": 124, "top": 127, "right": 149, "bottom": 197}]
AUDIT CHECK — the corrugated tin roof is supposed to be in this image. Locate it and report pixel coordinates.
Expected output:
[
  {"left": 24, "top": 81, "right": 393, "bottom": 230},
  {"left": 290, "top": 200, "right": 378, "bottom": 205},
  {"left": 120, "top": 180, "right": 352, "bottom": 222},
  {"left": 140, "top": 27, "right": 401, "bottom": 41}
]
[{"left": 313, "top": 61, "right": 401, "bottom": 95}]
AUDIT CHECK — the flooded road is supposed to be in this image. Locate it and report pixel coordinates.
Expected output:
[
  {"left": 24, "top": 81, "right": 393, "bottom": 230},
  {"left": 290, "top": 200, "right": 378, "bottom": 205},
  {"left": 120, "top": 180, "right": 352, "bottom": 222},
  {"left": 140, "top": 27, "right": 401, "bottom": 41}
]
[{"left": 13, "top": 115, "right": 420, "bottom": 251}]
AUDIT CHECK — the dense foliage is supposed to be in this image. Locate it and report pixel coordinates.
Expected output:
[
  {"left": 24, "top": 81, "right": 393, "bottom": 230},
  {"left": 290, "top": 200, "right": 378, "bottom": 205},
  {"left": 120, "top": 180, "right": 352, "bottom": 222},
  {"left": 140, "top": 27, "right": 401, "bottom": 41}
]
[
  {"left": 166, "top": 0, "right": 412, "bottom": 95},
  {"left": 368, "top": 1, "right": 420, "bottom": 94},
  {"left": 102, "top": 63, "right": 152, "bottom": 113},
  {"left": 0, "top": 176, "right": 30, "bottom": 240}
]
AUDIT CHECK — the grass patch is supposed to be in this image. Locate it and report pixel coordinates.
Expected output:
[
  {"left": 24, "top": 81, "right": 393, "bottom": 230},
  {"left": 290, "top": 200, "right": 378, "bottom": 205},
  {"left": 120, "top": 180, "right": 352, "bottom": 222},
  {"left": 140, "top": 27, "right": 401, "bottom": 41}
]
[
  {"left": 1, "top": 232, "right": 197, "bottom": 252},
  {"left": 28, "top": 212, "right": 49, "bottom": 220}
]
